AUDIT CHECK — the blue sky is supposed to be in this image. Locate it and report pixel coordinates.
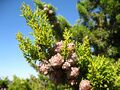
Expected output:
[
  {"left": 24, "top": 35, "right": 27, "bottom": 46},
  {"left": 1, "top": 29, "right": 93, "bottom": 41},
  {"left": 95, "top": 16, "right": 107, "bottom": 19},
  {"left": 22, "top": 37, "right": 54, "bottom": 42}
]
[{"left": 0, "top": 0, "right": 79, "bottom": 80}]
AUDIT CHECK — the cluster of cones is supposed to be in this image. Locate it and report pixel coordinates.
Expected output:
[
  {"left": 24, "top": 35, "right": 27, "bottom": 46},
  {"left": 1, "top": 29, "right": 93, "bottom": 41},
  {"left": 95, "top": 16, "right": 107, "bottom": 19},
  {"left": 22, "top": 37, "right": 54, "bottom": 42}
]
[
  {"left": 39, "top": 41, "right": 92, "bottom": 89},
  {"left": 39, "top": 41, "right": 79, "bottom": 85},
  {"left": 79, "top": 80, "right": 91, "bottom": 90},
  {"left": 43, "top": 4, "right": 55, "bottom": 15}
]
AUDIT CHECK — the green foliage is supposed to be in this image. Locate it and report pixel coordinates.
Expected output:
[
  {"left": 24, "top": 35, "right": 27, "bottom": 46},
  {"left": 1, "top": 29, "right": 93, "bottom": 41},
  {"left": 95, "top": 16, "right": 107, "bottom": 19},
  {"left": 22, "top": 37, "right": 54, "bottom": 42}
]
[
  {"left": 116, "top": 14, "right": 120, "bottom": 23},
  {"left": 16, "top": 3, "right": 56, "bottom": 70},
  {"left": 75, "top": 36, "right": 120, "bottom": 89},
  {"left": 0, "top": 77, "right": 9, "bottom": 89},
  {"left": 87, "top": 56, "right": 116, "bottom": 89},
  {"left": 8, "top": 76, "right": 31, "bottom": 90},
  {"left": 76, "top": 36, "right": 91, "bottom": 63},
  {"left": 70, "top": 24, "right": 90, "bottom": 41},
  {"left": 77, "top": 2, "right": 88, "bottom": 17},
  {"left": 16, "top": 0, "right": 120, "bottom": 89},
  {"left": 114, "top": 59, "right": 120, "bottom": 89},
  {"left": 8, "top": 75, "right": 54, "bottom": 90},
  {"left": 61, "top": 28, "right": 73, "bottom": 59},
  {"left": 57, "top": 15, "right": 71, "bottom": 31},
  {"left": 16, "top": 32, "right": 39, "bottom": 70},
  {"left": 7, "top": 75, "right": 72, "bottom": 90},
  {"left": 116, "top": 59, "right": 120, "bottom": 76},
  {"left": 90, "top": 29, "right": 109, "bottom": 55},
  {"left": 75, "top": 36, "right": 91, "bottom": 79},
  {"left": 77, "top": 0, "right": 120, "bottom": 59}
]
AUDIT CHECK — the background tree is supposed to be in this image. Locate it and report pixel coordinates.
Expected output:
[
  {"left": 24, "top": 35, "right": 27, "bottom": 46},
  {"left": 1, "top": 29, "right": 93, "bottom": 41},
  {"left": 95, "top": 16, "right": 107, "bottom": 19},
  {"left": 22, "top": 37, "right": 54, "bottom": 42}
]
[
  {"left": 76, "top": 0, "right": 120, "bottom": 59},
  {"left": 8, "top": 75, "right": 56, "bottom": 90},
  {"left": 0, "top": 77, "right": 9, "bottom": 89}
]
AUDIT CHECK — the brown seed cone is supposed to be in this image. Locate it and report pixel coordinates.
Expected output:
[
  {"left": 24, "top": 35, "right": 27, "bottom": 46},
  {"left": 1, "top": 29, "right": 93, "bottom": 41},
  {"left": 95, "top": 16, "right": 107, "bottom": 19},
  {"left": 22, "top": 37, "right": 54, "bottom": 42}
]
[
  {"left": 68, "top": 79, "right": 77, "bottom": 86},
  {"left": 54, "top": 41, "right": 63, "bottom": 53},
  {"left": 67, "top": 58, "right": 76, "bottom": 66},
  {"left": 39, "top": 63, "right": 51, "bottom": 75},
  {"left": 49, "top": 10, "right": 54, "bottom": 15},
  {"left": 79, "top": 80, "right": 91, "bottom": 90},
  {"left": 62, "top": 61, "right": 71, "bottom": 70},
  {"left": 49, "top": 53, "right": 64, "bottom": 68},
  {"left": 68, "top": 43, "right": 75, "bottom": 52},
  {"left": 43, "top": 7, "right": 49, "bottom": 11},
  {"left": 67, "top": 67, "right": 79, "bottom": 79},
  {"left": 67, "top": 53, "right": 77, "bottom": 66},
  {"left": 71, "top": 52, "right": 77, "bottom": 60}
]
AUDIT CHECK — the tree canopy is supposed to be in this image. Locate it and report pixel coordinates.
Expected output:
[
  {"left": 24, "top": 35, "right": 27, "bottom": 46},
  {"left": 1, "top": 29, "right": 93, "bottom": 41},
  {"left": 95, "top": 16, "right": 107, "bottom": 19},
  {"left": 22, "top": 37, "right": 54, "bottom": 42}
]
[{"left": 76, "top": 0, "right": 120, "bottom": 59}]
